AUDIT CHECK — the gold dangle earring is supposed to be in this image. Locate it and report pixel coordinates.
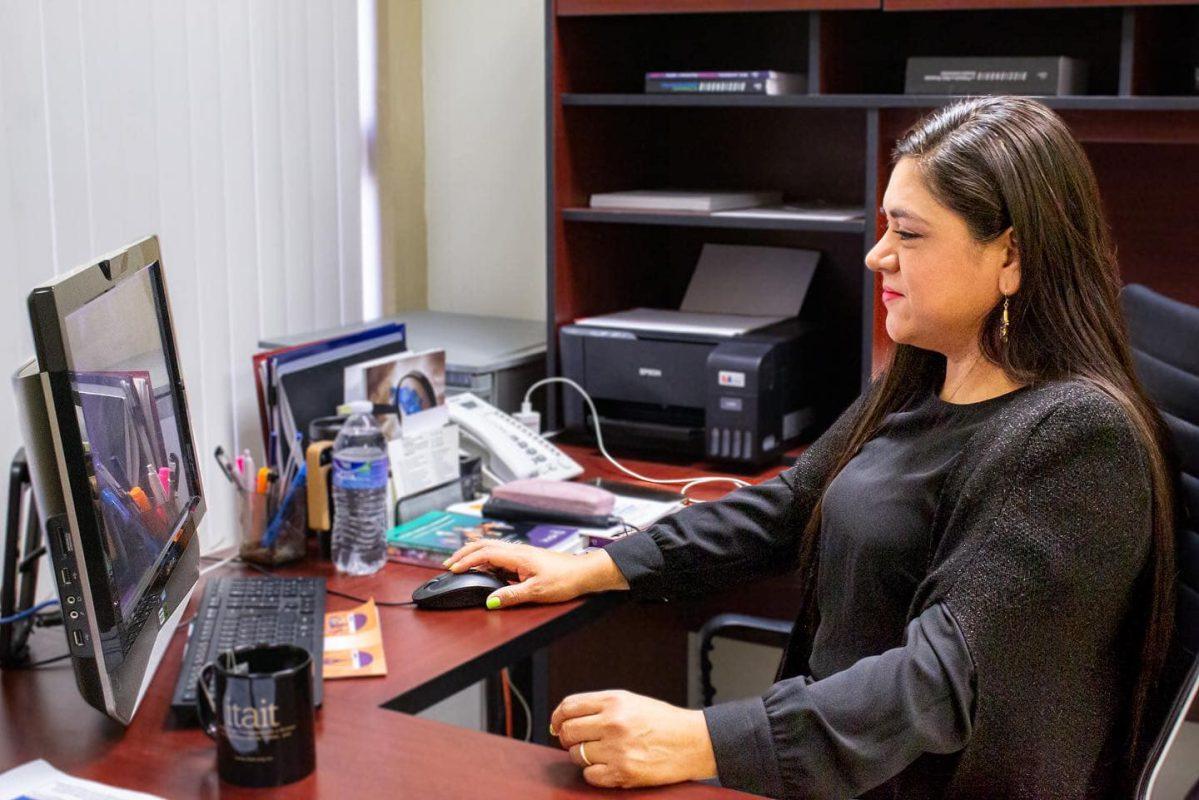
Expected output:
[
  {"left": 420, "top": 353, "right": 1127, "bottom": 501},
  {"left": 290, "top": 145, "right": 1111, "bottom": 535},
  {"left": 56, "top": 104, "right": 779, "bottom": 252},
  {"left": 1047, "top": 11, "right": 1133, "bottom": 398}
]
[{"left": 1000, "top": 295, "right": 1010, "bottom": 341}]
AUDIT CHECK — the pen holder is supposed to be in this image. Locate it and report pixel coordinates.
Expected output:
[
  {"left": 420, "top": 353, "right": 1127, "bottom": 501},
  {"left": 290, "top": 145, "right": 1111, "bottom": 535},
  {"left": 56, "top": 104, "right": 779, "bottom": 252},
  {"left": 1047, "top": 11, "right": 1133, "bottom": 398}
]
[{"left": 238, "top": 490, "right": 307, "bottom": 566}]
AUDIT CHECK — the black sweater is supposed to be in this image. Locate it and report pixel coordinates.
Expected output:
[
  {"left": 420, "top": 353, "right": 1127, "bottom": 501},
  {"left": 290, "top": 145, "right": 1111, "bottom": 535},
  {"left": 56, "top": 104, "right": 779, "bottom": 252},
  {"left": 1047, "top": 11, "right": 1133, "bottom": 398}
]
[{"left": 604, "top": 379, "right": 1154, "bottom": 799}]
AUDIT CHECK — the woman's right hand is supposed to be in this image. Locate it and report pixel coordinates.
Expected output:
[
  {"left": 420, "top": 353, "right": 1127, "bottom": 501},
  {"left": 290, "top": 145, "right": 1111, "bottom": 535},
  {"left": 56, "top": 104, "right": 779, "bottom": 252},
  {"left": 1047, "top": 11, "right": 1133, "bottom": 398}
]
[{"left": 443, "top": 541, "right": 629, "bottom": 610}]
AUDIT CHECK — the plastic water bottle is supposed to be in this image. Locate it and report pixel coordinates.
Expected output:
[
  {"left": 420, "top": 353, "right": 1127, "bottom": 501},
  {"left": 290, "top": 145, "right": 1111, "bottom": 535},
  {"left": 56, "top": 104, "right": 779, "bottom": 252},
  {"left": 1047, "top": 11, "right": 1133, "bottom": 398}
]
[{"left": 331, "top": 401, "right": 389, "bottom": 575}]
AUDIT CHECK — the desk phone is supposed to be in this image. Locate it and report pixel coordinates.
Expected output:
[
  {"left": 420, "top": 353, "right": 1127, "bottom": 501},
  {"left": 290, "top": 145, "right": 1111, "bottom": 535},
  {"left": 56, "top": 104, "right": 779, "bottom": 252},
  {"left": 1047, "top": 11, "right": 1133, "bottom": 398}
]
[{"left": 448, "top": 393, "right": 582, "bottom": 483}]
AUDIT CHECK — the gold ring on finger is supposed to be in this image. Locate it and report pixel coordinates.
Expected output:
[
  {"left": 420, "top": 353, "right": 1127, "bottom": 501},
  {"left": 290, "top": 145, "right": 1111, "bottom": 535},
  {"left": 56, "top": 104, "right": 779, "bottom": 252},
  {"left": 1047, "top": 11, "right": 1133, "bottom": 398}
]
[{"left": 578, "top": 741, "right": 593, "bottom": 768}]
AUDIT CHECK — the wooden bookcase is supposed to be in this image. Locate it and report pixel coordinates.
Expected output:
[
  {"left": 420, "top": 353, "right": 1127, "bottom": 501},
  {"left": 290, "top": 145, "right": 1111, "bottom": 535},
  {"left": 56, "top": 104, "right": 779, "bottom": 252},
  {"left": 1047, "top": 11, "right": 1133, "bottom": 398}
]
[{"left": 545, "top": 0, "right": 1199, "bottom": 440}]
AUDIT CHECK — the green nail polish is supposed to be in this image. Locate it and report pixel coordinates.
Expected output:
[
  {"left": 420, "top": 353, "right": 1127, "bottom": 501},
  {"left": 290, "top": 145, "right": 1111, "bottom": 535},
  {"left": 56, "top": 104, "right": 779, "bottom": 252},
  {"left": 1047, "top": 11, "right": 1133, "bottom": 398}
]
[
  {"left": 442, "top": 559, "right": 453, "bottom": 568},
  {"left": 486, "top": 596, "right": 501, "bottom": 610}
]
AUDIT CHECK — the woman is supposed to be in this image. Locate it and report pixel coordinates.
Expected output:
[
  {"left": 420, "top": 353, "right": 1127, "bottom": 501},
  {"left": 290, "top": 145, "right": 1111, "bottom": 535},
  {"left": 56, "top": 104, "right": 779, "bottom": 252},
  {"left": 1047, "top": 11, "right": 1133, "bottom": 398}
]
[{"left": 445, "top": 96, "right": 1177, "bottom": 799}]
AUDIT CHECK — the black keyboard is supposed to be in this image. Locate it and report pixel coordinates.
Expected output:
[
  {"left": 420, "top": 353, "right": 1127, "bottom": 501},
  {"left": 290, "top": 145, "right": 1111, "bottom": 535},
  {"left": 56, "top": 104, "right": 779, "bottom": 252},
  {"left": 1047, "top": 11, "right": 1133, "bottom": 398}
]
[{"left": 170, "top": 576, "right": 325, "bottom": 719}]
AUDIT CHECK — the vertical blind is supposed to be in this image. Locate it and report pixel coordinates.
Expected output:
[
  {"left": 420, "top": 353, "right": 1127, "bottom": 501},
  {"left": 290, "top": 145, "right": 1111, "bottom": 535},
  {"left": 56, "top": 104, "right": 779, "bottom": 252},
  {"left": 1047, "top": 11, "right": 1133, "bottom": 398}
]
[{"left": 0, "top": 0, "right": 365, "bottom": 549}]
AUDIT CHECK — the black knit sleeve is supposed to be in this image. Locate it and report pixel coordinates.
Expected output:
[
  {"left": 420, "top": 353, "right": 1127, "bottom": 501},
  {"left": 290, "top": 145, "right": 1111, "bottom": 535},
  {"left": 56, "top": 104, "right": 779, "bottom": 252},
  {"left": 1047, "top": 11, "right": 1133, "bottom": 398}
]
[
  {"left": 604, "top": 385, "right": 874, "bottom": 600},
  {"left": 913, "top": 390, "right": 1154, "bottom": 795},
  {"left": 702, "top": 603, "right": 976, "bottom": 799}
]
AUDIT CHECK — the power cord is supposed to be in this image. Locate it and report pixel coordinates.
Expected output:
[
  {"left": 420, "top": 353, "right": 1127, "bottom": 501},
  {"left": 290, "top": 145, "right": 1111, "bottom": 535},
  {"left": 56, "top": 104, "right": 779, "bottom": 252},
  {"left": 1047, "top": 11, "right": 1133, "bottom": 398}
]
[
  {"left": 521, "top": 377, "right": 750, "bottom": 502},
  {"left": 20, "top": 652, "right": 71, "bottom": 668},
  {"left": 503, "top": 667, "right": 533, "bottom": 742}
]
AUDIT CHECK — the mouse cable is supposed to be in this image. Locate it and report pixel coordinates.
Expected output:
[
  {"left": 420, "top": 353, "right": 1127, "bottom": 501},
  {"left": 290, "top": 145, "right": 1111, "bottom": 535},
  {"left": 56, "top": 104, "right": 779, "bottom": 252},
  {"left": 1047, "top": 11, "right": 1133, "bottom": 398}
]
[
  {"left": 325, "top": 586, "right": 415, "bottom": 607},
  {"left": 522, "top": 377, "right": 751, "bottom": 503},
  {"left": 237, "top": 558, "right": 417, "bottom": 607}
]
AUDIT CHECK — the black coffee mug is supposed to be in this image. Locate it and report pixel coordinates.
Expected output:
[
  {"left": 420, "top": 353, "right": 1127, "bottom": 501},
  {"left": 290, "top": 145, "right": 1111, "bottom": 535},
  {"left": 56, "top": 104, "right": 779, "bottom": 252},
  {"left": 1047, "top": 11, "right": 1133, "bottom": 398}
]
[{"left": 197, "top": 644, "right": 317, "bottom": 787}]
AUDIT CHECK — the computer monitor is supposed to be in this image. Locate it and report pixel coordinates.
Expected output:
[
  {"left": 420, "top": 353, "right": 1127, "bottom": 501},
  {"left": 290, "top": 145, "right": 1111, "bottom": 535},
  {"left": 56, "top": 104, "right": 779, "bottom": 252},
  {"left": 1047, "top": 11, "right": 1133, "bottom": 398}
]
[
  {"left": 1139, "top": 656, "right": 1199, "bottom": 799},
  {"left": 12, "top": 235, "right": 205, "bottom": 724}
]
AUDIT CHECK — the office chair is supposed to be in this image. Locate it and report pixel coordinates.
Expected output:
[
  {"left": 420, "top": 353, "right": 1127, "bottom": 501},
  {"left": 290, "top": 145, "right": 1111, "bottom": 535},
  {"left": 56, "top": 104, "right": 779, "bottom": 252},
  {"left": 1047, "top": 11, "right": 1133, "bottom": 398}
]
[
  {"left": 698, "top": 613, "right": 793, "bottom": 706},
  {"left": 1122, "top": 283, "right": 1199, "bottom": 662},
  {"left": 1122, "top": 284, "right": 1199, "bottom": 797}
]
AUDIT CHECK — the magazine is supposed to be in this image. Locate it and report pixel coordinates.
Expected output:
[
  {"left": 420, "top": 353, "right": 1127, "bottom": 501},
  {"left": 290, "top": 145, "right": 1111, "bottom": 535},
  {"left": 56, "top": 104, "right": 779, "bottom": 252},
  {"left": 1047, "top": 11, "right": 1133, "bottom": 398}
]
[{"left": 386, "top": 511, "right": 584, "bottom": 569}]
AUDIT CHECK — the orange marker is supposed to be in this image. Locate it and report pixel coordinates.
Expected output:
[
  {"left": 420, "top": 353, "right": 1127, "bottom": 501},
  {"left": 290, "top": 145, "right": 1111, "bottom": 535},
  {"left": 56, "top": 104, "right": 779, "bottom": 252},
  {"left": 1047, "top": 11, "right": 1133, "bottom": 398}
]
[
  {"left": 128, "top": 486, "right": 151, "bottom": 513},
  {"left": 255, "top": 467, "right": 269, "bottom": 495}
]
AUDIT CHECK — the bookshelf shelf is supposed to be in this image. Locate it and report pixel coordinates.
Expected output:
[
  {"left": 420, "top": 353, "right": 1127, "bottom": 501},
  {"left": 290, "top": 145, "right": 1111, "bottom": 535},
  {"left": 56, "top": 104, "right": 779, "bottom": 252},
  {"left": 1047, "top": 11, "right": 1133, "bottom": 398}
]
[
  {"left": 562, "top": 207, "right": 867, "bottom": 234},
  {"left": 557, "top": 0, "right": 878, "bottom": 15},
  {"left": 562, "top": 93, "right": 1199, "bottom": 111},
  {"left": 883, "top": 0, "right": 1192, "bottom": 9}
]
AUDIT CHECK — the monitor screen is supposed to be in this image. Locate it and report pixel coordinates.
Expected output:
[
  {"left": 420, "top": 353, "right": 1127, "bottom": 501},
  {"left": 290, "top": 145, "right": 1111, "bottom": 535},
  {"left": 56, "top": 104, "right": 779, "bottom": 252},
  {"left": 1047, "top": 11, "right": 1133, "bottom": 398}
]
[
  {"left": 61, "top": 263, "right": 197, "bottom": 615},
  {"left": 19, "top": 236, "right": 204, "bottom": 724}
]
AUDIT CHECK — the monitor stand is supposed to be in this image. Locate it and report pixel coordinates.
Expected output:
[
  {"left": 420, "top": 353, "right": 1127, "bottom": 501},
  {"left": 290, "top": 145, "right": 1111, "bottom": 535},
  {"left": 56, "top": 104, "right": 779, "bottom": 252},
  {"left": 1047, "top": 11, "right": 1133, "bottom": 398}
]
[{"left": 0, "top": 448, "right": 45, "bottom": 667}]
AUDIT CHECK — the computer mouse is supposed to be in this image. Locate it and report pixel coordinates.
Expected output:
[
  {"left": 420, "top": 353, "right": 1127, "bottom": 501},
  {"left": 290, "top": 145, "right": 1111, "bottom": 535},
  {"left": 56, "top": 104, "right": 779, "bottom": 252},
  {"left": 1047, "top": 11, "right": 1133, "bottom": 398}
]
[{"left": 411, "top": 570, "right": 508, "bottom": 610}]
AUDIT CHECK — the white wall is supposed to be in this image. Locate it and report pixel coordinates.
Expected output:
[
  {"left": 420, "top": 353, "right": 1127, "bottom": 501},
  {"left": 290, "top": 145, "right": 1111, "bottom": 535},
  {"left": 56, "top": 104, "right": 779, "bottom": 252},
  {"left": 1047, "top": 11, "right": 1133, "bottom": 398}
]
[
  {"left": 422, "top": 0, "right": 546, "bottom": 322},
  {"left": 0, "top": 0, "right": 364, "bottom": 551}
]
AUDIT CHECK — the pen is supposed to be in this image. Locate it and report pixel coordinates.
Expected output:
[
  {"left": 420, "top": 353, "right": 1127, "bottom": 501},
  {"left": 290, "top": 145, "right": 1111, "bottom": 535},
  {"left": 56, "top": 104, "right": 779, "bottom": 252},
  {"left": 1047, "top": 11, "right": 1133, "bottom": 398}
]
[
  {"left": 214, "top": 447, "right": 236, "bottom": 484},
  {"left": 146, "top": 465, "right": 167, "bottom": 506},
  {"left": 100, "top": 488, "right": 134, "bottom": 527},
  {"left": 261, "top": 464, "right": 306, "bottom": 547},
  {"left": 128, "top": 486, "right": 152, "bottom": 513},
  {"left": 214, "top": 447, "right": 245, "bottom": 493},
  {"left": 93, "top": 459, "right": 122, "bottom": 492},
  {"left": 158, "top": 467, "right": 173, "bottom": 498},
  {"left": 243, "top": 453, "right": 256, "bottom": 493},
  {"left": 255, "top": 467, "right": 269, "bottom": 494}
]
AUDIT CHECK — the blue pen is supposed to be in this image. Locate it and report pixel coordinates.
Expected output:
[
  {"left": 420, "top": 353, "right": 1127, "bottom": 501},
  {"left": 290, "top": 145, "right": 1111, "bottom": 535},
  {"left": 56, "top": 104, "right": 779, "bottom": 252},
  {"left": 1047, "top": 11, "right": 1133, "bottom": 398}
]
[
  {"left": 261, "top": 463, "right": 306, "bottom": 548},
  {"left": 100, "top": 488, "right": 134, "bottom": 526}
]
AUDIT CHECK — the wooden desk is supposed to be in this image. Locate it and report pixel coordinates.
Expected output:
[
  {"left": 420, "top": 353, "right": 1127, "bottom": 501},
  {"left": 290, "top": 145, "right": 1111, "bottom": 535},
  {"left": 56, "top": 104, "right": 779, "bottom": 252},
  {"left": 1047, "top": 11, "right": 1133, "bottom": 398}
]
[
  {"left": 0, "top": 443, "right": 800, "bottom": 797},
  {"left": 556, "top": 439, "right": 800, "bottom": 502},
  {"left": 0, "top": 556, "right": 752, "bottom": 797}
]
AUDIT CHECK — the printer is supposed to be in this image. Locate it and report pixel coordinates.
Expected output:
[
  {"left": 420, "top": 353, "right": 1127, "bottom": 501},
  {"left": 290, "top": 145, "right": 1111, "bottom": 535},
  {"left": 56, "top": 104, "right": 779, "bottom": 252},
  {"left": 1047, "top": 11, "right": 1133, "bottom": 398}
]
[{"left": 559, "top": 244, "right": 822, "bottom": 467}]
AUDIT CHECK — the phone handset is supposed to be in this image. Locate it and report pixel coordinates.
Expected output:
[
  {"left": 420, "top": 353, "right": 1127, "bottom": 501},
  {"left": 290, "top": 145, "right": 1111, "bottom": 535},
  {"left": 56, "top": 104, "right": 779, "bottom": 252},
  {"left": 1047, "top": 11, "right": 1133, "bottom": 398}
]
[{"left": 446, "top": 393, "right": 582, "bottom": 483}]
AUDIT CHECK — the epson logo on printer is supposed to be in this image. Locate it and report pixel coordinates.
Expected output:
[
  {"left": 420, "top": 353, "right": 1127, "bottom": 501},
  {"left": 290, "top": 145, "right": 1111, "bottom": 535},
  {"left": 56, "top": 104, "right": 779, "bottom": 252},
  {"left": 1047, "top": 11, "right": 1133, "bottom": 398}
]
[{"left": 638, "top": 367, "right": 663, "bottom": 378}]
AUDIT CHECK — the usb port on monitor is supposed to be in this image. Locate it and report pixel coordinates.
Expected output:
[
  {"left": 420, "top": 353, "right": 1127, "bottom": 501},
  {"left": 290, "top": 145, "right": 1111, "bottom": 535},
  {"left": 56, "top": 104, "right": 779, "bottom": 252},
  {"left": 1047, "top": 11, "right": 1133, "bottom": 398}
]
[
  {"left": 60, "top": 567, "right": 73, "bottom": 586},
  {"left": 71, "top": 629, "right": 85, "bottom": 647}
]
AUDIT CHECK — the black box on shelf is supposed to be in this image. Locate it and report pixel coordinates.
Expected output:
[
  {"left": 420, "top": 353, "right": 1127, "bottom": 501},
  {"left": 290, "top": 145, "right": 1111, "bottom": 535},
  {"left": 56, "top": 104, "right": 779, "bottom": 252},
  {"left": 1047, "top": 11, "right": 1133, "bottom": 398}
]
[{"left": 904, "top": 56, "right": 1088, "bottom": 96}]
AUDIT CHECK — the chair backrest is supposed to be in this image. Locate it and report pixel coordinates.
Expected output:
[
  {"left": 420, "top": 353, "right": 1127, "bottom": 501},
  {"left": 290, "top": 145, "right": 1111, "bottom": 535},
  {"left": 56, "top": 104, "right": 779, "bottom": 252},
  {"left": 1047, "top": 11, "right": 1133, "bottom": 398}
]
[
  {"left": 1121, "top": 283, "right": 1199, "bottom": 660},
  {"left": 1122, "top": 284, "right": 1199, "bottom": 799}
]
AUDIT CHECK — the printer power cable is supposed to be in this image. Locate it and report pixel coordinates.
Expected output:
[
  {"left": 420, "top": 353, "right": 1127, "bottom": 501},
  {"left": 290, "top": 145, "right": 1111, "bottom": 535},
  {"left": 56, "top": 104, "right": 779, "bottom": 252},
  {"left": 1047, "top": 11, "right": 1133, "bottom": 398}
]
[{"left": 521, "top": 377, "right": 749, "bottom": 503}]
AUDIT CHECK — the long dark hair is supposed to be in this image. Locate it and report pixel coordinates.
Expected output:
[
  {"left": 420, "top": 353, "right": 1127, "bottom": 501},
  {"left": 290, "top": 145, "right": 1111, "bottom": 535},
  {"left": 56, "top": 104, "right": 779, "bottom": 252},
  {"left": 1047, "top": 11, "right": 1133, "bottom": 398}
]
[{"left": 792, "top": 96, "right": 1176, "bottom": 763}]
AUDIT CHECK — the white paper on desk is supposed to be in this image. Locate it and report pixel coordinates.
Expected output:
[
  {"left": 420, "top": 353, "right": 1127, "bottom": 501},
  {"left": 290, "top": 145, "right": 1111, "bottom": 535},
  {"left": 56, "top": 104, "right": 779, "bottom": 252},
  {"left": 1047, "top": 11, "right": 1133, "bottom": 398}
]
[
  {"left": 575, "top": 308, "right": 787, "bottom": 338},
  {"left": 0, "top": 759, "right": 166, "bottom": 800},
  {"left": 387, "top": 424, "right": 460, "bottom": 498}
]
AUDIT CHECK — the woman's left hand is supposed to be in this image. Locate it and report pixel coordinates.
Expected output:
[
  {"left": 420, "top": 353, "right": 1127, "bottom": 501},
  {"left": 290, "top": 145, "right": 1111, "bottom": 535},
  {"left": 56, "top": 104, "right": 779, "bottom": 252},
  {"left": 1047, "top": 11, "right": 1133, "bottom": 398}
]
[{"left": 550, "top": 690, "right": 718, "bottom": 789}]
